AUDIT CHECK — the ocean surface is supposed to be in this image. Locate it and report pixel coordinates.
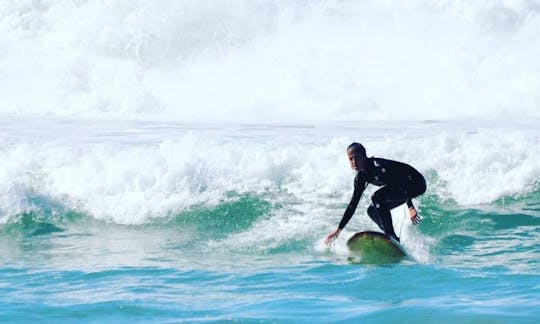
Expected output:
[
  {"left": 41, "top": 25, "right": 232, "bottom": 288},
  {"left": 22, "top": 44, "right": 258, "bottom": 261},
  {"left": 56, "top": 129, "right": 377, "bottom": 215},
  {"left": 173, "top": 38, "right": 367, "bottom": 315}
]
[{"left": 1, "top": 1, "right": 540, "bottom": 323}]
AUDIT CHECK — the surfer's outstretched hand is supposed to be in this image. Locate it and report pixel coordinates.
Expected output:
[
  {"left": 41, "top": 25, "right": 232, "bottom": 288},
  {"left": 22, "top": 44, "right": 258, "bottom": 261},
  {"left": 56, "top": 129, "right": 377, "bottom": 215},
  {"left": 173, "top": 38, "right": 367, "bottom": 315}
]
[
  {"left": 325, "top": 228, "right": 341, "bottom": 246},
  {"left": 409, "top": 206, "right": 422, "bottom": 225}
]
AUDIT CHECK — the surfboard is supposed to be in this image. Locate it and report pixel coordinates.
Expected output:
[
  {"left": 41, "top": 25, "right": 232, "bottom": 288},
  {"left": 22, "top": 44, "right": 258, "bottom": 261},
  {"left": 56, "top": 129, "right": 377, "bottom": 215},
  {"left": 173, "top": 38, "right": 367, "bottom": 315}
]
[{"left": 346, "top": 231, "right": 407, "bottom": 264}]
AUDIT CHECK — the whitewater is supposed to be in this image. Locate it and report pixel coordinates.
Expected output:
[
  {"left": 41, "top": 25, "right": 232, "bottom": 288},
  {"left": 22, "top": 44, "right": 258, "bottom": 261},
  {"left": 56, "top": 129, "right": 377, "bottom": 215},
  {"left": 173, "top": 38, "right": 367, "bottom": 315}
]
[{"left": 1, "top": 0, "right": 539, "bottom": 322}]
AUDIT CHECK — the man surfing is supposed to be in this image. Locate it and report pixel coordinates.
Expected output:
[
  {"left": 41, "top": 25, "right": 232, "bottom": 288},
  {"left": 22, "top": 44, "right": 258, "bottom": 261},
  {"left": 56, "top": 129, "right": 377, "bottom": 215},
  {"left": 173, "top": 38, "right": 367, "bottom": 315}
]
[{"left": 325, "top": 143, "right": 426, "bottom": 245}]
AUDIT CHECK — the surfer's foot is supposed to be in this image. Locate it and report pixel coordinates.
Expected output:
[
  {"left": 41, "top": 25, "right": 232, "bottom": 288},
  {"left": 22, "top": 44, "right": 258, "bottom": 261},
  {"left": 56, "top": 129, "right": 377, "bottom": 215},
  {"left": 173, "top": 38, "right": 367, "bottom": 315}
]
[{"left": 384, "top": 230, "right": 400, "bottom": 242}]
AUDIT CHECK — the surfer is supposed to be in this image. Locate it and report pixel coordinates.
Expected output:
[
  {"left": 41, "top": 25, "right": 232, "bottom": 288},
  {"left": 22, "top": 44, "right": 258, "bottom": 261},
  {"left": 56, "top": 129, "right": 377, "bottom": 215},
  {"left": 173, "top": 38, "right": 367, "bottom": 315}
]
[{"left": 325, "top": 143, "right": 426, "bottom": 245}]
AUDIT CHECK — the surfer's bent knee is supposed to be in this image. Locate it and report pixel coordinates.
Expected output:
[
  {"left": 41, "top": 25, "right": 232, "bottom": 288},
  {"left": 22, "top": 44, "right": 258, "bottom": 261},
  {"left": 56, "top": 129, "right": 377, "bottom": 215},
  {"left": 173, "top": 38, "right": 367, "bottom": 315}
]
[
  {"left": 371, "top": 191, "right": 385, "bottom": 209},
  {"left": 367, "top": 204, "right": 378, "bottom": 217}
]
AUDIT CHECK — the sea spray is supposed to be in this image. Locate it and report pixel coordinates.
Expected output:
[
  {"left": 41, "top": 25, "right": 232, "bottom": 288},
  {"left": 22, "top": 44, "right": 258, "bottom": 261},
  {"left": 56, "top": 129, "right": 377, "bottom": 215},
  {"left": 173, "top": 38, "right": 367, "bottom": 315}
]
[
  {"left": 1, "top": 1, "right": 540, "bottom": 121},
  {"left": 1, "top": 120, "right": 539, "bottom": 225}
]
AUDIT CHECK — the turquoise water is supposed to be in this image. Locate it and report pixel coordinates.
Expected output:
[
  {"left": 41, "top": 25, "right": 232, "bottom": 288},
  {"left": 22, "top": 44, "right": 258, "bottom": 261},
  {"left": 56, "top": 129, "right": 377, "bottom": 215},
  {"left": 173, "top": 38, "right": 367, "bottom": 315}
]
[
  {"left": 1, "top": 194, "right": 539, "bottom": 322},
  {"left": 1, "top": 121, "right": 539, "bottom": 322}
]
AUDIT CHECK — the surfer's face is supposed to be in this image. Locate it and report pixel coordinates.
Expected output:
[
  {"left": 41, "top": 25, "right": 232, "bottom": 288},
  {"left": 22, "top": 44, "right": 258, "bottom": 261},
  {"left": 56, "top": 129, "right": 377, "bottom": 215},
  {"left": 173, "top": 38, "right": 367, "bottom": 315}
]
[
  {"left": 347, "top": 150, "right": 360, "bottom": 171},
  {"left": 347, "top": 149, "right": 363, "bottom": 171}
]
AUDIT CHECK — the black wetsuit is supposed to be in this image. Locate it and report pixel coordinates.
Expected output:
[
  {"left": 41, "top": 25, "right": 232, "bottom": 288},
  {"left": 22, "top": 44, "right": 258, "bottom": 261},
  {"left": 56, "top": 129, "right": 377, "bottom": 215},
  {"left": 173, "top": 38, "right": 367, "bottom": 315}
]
[{"left": 338, "top": 157, "right": 426, "bottom": 241}]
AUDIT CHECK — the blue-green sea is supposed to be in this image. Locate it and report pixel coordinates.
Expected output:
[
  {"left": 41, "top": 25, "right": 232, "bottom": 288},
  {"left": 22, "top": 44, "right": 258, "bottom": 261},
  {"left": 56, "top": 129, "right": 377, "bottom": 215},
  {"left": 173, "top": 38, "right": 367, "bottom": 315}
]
[{"left": 1, "top": 119, "right": 539, "bottom": 323}]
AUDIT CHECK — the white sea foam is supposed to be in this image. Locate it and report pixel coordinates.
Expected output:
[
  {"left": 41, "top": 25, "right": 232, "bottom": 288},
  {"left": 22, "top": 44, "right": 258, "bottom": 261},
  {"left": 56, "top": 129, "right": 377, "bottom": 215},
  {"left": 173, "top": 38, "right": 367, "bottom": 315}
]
[
  {"left": 1, "top": 119, "right": 538, "bottom": 228},
  {"left": 1, "top": 0, "right": 540, "bottom": 122}
]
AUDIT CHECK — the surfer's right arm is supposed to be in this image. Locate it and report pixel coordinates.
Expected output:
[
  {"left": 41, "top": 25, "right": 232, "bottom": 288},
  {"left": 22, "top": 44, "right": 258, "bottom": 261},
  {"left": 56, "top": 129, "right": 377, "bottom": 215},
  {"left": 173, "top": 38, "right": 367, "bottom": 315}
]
[{"left": 325, "top": 174, "right": 366, "bottom": 245}]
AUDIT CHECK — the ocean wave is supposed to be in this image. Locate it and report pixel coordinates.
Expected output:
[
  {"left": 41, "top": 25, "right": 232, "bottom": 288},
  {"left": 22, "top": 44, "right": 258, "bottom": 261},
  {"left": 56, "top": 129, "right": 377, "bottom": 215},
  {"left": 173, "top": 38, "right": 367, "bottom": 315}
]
[{"left": 1, "top": 124, "right": 538, "bottom": 227}]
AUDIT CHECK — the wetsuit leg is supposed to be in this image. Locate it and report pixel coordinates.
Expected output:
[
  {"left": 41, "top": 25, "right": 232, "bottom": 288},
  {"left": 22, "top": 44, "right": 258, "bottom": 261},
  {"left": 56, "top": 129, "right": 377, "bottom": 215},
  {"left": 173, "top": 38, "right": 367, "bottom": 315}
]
[
  {"left": 368, "top": 173, "right": 427, "bottom": 241},
  {"left": 367, "top": 204, "right": 384, "bottom": 230},
  {"left": 369, "top": 185, "right": 407, "bottom": 240}
]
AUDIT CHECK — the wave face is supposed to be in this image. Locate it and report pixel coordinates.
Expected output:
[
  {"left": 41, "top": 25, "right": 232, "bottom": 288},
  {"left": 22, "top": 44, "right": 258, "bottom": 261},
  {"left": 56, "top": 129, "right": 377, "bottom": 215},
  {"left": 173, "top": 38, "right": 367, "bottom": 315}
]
[
  {"left": 1, "top": 0, "right": 540, "bottom": 122},
  {"left": 1, "top": 120, "right": 539, "bottom": 270},
  {"left": 1, "top": 119, "right": 539, "bottom": 225}
]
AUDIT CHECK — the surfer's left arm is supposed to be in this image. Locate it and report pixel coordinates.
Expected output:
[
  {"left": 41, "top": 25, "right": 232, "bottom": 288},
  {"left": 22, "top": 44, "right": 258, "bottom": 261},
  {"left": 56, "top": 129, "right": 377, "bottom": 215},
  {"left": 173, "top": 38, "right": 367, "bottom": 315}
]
[{"left": 407, "top": 199, "right": 422, "bottom": 225}]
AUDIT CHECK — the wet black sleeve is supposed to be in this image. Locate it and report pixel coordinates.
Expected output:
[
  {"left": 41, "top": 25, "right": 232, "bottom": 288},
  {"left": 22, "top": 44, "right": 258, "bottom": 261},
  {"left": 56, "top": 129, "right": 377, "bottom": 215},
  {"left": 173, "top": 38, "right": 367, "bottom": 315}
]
[
  {"left": 406, "top": 199, "right": 413, "bottom": 208},
  {"left": 338, "top": 174, "right": 366, "bottom": 230}
]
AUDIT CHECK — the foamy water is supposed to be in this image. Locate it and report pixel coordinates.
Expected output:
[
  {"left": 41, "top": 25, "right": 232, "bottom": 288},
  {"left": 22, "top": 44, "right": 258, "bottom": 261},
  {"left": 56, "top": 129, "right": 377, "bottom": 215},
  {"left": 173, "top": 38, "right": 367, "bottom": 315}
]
[
  {"left": 1, "top": 118, "right": 539, "bottom": 224},
  {"left": 2, "top": 1, "right": 540, "bottom": 122}
]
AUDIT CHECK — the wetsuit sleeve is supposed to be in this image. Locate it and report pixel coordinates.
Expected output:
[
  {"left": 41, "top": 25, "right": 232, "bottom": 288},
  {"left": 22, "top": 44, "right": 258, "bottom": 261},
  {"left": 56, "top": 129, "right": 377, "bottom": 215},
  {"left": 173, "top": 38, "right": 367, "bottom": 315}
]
[
  {"left": 338, "top": 174, "right": 366, "bottom": 230},
  {"left": 406, "top": 199, "right": 413, "bottom": 208}
]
